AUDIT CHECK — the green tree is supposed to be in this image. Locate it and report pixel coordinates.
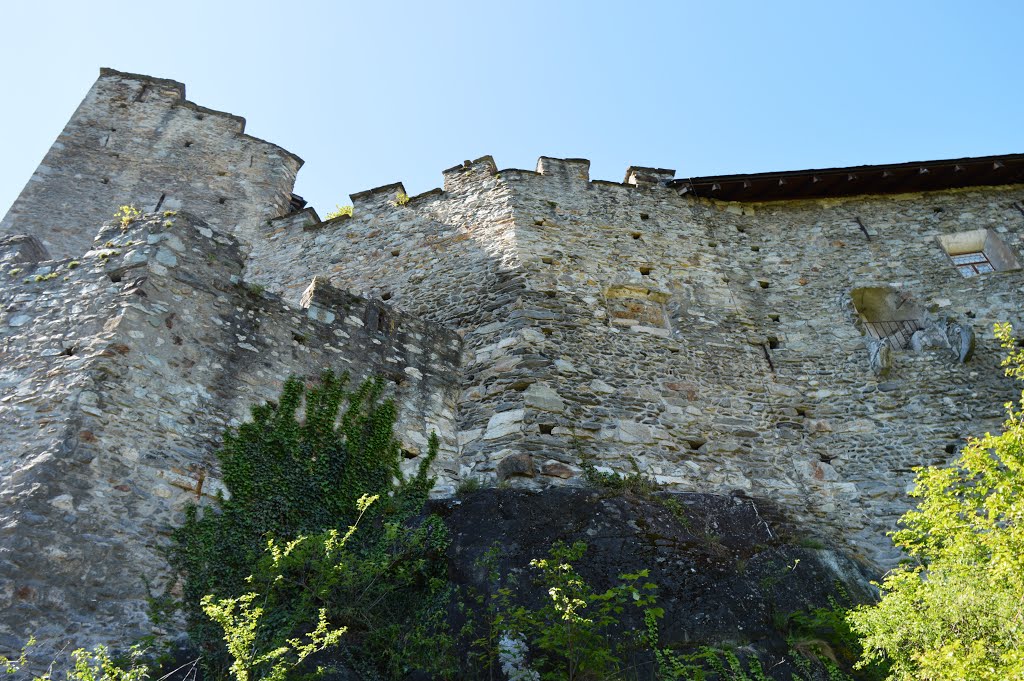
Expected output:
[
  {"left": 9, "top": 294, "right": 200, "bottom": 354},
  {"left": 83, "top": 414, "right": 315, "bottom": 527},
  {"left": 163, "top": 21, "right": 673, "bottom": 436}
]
[{"left": 848, "top": 324, "right": 1024, "bottom": 680}]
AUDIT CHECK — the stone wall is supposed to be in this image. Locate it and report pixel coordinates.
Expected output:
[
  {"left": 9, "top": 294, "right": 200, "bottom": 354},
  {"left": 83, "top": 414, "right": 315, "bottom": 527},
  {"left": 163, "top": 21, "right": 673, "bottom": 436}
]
[
  {"left": 247, "top": 155, "right": 1024, "bottom": 566},
  {"left": 0, "top": 213, "right": 460, "bottom": 656},
  {"left": 0, "top": 69, "right": 302, "bottom": 259},
  {"left": 5, "top": 66, "right": 1024, "bottom": 657}
]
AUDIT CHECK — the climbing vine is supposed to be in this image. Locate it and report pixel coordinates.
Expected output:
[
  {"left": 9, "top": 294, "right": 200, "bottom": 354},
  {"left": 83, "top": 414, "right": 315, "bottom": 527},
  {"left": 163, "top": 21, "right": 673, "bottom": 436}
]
[{"left": 168, "top": 371, "right": 449, "bottom": 679}]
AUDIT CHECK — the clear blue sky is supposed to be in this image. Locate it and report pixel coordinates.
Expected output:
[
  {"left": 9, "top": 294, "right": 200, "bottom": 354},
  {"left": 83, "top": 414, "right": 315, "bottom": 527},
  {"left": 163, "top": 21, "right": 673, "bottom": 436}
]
[{"left": 2, "top": 1, "right": 1023, "bottom": 217}]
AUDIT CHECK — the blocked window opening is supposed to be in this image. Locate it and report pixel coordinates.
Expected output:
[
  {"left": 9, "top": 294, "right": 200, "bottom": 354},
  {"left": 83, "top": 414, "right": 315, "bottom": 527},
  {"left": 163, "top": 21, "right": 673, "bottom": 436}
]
[
  {"left": 937, "top": 229, "right": 1021, "bottom": 277},
  {"left": 604, "top": 283, "right": 671, "bottom": 330},
  {"left": 851, "top": 286, "right": 924, "bottom": 350}
]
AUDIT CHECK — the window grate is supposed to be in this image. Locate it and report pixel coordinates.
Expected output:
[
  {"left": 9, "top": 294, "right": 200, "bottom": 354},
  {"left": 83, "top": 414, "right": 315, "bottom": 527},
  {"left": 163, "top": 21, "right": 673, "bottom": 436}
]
[
  {"left": 864, "top": 319, "right": 923, "bottom": 350},
  {"left": 950, "top": 251, "right": 994, "bottom": 277}
]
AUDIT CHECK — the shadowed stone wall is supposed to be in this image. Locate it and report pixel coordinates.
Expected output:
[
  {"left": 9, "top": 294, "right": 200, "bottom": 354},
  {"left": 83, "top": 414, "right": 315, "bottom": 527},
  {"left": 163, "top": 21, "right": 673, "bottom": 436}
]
[{"left": 0, "top": 213, "right": 460, "bottom": 656}]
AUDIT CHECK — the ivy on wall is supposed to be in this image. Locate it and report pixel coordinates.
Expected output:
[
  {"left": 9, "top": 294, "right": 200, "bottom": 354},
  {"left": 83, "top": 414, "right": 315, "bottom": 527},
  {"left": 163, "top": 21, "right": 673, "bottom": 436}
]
[{"left": 168, "top": 371, "right": 446, "bottom": 678}]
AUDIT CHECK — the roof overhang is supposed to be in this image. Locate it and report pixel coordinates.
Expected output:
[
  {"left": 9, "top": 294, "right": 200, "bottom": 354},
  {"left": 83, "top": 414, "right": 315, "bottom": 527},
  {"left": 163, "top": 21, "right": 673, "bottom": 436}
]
[{"left": 669, "top": 153, "right": 1024, "bottom": 202}]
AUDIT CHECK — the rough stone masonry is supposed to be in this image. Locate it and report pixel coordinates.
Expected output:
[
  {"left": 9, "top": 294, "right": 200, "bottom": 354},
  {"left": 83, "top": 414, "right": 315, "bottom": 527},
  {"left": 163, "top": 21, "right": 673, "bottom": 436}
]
[{"left": 2, "top": 67, "right": 1024, "bottom": 656}]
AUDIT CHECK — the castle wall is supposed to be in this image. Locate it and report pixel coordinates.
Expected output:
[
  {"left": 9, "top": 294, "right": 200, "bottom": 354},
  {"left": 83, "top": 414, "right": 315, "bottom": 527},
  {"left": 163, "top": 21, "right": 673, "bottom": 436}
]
[
  {"left": 0, "top": 69, "right": 302, "bottom": 260},
  {"left": 0, "top": 213, "right": 460, "bottom": 657},
  {"left": 6, "top": 66, "right": 1024, "bottom": 655},
  {"left": 247, "top": 156, "right": 1024, "bottom": 566},
  {"left": 247, "top": 156, "right": 541, "bottom": 482},
  {"left": 504, "top": 167, "right": 1024, "bottom": 565}
]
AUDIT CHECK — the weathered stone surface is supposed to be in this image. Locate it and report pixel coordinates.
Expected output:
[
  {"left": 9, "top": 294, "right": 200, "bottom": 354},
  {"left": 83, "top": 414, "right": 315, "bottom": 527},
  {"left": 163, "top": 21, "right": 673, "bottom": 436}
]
[
  {"left": 0, "top": 69, "right": 301, "bottom": 258},
  {"left": 0, "top": 234, "right": 48, "bottom": 265},
  {"left": 0, "top": 213, "right": 461, "bottom": 658},
  {"left": 496, "top": 453, "right": 535, "bottom": 480},
  {"left": 866, "top": 337, "right": 893, "bottom": 377}
]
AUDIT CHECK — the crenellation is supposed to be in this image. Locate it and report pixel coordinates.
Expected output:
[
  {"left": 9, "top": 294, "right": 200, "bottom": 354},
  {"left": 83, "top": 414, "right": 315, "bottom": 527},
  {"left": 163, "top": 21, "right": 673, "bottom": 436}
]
[
  {"left": 625, "top": 165, "right": 676, "bottom": 187},
  {"left": 441, "top": 155, "right": 498, "bottom": 192},
  {"left": 350, "top": 181, "right": 409, "bottom": 212},
  {"left": 535, "top": 156, "right": 591, "bottom": 183}
]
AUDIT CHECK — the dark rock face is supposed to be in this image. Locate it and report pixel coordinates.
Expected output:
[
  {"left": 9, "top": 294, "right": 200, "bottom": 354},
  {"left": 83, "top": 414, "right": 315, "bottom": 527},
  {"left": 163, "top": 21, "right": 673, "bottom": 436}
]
[{"left": 431, "top": 487, "right": 878, "bottom": 679}]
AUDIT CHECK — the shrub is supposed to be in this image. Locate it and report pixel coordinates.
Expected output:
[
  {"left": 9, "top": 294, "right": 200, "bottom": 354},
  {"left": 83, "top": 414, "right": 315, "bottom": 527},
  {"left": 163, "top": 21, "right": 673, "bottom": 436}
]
[
  {"left": 0, "top": 639, "right": 150, "bottom": 681},
  {"left": 114, "top": 205, "right": 141, "bottom": 229},
  {"left": 169, "top": 371, "right": 448, "bottom": 678},
  {"left": 324, "top": 205, "right": 353, "bottom": 220},
  {"left": 847, "top": 324, "right": 1024, "bottom": 680},
  {"left": 473, "top": 541, "right": 658, "bottom": 681}
]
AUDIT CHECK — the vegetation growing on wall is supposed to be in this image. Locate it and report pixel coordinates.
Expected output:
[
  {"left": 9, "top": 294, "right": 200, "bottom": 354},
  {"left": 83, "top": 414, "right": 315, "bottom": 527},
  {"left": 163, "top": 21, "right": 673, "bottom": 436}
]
[
  {"left": 169, "top": 371, "right": 451, "bottom": 679},
  {"left": 324, "top": 205, "right": 353, "bottom": 220}
]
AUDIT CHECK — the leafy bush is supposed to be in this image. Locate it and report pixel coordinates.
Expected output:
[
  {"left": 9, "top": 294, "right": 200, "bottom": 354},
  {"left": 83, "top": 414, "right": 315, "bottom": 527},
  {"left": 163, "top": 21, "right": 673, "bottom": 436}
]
[
  {"left": 201, "top": 495, "right": 376, "bottom": 681},
  {"left": 847, "top": 324, "right": 1024, "bottom": 680},
  {"left": 471, "top": 541, "right": 658, "bottom": 681},
  {"left": 169, "top": 371, "right": 448, "bottom": 678},
  {"left": 1, "top": 639, "right": 150, "bottom": 681},
  {"left": 114, "top": 205, "right": 141, "bottom": 230}
]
